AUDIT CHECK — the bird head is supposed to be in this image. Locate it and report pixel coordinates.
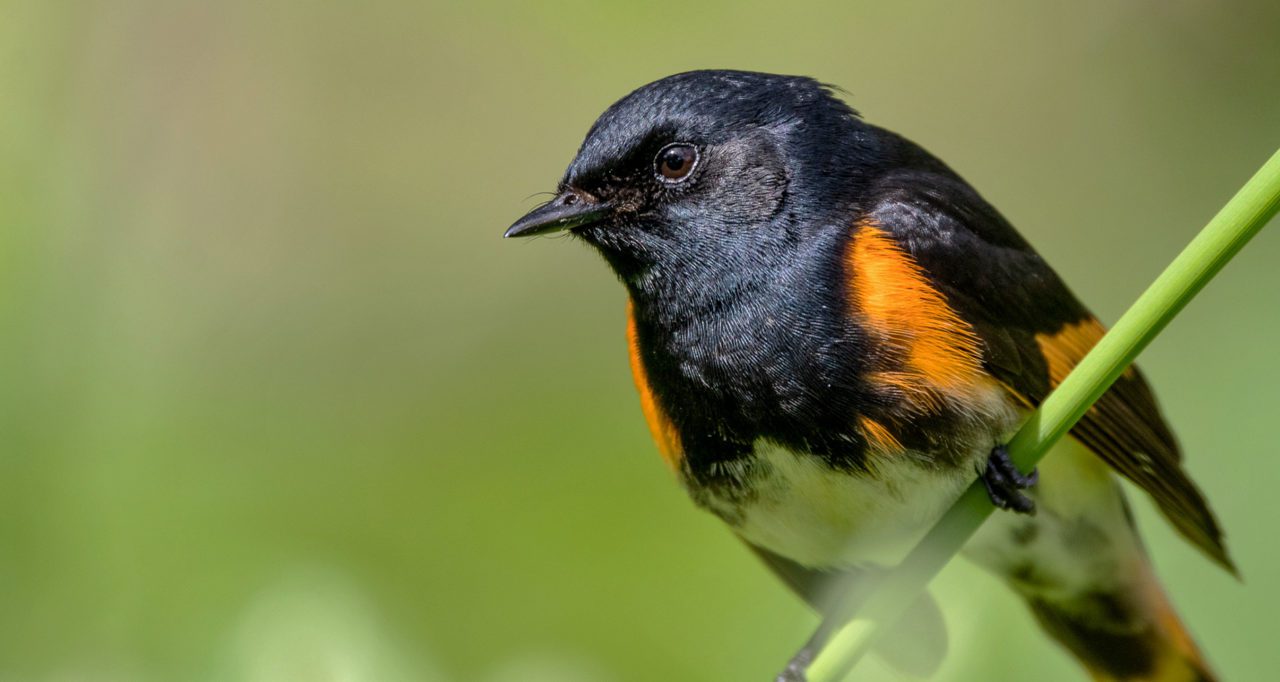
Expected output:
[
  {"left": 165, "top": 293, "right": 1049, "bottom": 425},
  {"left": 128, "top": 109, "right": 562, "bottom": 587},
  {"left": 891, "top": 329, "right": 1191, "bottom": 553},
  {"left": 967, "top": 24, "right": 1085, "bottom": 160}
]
[{"left": 505, "top": 70, "right": 876, "bottom": 285}]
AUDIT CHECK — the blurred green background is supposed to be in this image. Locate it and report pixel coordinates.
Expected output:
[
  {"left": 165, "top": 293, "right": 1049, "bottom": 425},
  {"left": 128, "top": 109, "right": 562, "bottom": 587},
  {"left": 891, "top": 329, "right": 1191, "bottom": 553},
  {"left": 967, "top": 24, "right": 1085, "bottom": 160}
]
[{"left": 2, "top": 1, "right": 1278, "bottom": 680}]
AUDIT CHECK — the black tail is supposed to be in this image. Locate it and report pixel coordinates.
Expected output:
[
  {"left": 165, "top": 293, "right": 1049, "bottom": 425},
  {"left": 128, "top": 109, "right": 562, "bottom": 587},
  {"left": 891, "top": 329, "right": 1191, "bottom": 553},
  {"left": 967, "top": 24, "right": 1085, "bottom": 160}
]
[
  {"left": 1027, "top": 570, "right": 1214, "bottom": 682},
  {"left": 965, "top": 439, "right": 1218, "bottom": 682}
]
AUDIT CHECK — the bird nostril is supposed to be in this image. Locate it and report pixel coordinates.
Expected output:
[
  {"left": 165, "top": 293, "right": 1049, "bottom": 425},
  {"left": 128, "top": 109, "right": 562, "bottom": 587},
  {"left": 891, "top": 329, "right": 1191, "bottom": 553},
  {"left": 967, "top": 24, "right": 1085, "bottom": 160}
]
[{"left": 563, "top": 194, "right": 578, "bottom": 206}]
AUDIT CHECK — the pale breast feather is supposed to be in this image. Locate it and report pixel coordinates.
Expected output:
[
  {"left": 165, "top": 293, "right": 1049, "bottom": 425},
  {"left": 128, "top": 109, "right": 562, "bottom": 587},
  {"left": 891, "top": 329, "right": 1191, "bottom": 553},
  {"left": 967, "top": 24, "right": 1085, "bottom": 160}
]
[{"left": 716, "top": 441, "right": 982, "bottom": 568}]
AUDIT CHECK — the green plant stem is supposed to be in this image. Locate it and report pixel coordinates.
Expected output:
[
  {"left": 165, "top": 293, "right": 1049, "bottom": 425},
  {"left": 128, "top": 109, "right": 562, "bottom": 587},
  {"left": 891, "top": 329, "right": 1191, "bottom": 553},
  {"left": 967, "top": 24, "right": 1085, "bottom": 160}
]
[{"left": 803, "top": 147, "right": 1280, "bottom": 682}]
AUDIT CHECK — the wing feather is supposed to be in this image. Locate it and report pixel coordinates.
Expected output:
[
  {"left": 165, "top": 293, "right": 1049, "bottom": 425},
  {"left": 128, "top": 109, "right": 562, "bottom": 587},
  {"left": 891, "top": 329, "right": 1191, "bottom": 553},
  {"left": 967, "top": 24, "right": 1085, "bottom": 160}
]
[{"left": 863, "top": 160, "right": 1234, "bottom": 573}]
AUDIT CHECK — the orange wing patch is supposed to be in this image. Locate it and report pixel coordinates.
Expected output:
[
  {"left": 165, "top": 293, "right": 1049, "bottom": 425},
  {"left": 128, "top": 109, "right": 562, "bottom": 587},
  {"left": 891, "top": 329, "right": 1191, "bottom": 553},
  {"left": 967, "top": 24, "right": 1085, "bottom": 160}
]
[
  {"left": 1035, "top": 317, "right": 1134, "bottom": 387},
  {"left": 626, "top": 301, "right": 683, "bottom": 471},
  {"left": 847, "top": 222, "right": 989, "bottom": 409},
  {"left": 1028, "top": 317, "right": 1235, "bottom": 572}
]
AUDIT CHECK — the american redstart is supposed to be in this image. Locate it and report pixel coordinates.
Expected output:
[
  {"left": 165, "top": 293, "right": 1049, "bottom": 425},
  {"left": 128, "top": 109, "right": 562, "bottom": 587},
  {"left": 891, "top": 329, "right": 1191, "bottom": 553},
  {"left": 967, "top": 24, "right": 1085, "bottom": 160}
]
[{"left": 506, "top": 70, "right": 1233, "bottom": 682}]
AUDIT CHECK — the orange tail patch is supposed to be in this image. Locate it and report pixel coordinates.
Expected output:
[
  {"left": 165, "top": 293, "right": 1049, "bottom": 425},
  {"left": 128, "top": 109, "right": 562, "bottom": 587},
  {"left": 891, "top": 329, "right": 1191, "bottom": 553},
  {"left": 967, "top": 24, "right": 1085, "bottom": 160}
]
[{"left": 1134, "top": 562, "right": 1216, "bottom": 682}]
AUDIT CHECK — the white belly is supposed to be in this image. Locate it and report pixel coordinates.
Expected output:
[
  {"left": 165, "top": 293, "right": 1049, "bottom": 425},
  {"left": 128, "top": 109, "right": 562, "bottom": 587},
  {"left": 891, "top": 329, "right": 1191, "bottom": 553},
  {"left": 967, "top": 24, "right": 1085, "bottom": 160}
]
[{"left": 717, "top": 442, "right": 983, "bottom": 568}]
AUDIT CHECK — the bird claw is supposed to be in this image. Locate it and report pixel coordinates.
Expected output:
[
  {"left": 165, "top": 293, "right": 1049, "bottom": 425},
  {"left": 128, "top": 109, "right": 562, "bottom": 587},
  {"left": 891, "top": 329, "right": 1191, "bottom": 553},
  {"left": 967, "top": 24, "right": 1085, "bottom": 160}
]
[{"left": 981, "top": 444, "right": 1038, "bottom": 514}]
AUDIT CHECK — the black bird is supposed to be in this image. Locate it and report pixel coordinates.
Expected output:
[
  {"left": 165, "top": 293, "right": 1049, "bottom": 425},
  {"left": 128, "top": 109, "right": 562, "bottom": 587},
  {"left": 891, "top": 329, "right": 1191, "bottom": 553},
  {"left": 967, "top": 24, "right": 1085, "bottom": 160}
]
[{"left": 506, "top": 70, "right": 1232, "bottom": 682}]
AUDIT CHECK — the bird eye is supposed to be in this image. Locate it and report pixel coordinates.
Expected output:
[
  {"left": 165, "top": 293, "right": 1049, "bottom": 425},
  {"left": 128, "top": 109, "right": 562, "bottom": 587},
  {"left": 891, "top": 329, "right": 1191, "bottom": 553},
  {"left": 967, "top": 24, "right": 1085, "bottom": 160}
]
[{"left": 655, "top": 143, "right": 698, "bottom": 183}]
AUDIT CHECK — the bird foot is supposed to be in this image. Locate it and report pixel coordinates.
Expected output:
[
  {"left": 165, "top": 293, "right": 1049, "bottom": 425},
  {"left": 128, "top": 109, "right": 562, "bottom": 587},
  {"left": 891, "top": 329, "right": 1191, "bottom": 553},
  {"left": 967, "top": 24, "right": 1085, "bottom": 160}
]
[{"left": 980, "top": 444, "right": 1038, "bottom": 514}]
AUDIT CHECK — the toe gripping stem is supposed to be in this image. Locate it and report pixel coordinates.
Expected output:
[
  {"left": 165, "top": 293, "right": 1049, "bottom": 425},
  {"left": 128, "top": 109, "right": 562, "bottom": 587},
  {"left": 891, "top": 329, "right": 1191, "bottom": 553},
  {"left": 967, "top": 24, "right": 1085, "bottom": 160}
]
[{"left": 981, "top": 444, "right": 1038, "bottom": 515}]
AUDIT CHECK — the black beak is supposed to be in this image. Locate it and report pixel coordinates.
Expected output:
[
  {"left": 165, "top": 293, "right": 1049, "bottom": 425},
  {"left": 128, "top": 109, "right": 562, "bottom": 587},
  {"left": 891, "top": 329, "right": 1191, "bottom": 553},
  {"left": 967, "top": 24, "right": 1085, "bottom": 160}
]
[{"left": 504, "top": 191, "right": 613, "bottom": 238}]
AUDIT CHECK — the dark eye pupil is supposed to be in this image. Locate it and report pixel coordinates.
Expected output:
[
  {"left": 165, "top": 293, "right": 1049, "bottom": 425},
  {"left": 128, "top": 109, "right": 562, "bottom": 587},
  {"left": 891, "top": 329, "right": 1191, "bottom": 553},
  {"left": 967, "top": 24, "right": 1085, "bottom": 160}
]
[{"left": 657, "top": 145, "right": 696, "bottom": 181}]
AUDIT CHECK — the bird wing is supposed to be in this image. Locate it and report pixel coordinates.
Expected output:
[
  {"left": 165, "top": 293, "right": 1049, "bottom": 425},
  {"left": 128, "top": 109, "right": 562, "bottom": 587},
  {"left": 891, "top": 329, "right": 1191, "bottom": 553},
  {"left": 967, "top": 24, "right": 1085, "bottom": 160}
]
[{"left": 862, "top": 165, "right": 1234, "bottom": 573}]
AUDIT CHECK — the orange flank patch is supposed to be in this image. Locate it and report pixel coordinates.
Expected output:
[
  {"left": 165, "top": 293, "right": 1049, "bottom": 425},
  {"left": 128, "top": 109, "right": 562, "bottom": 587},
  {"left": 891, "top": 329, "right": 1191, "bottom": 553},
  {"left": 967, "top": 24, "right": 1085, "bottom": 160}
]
[
  {"left": 847, "top": 222, "right": 988, "bottom": 406},
  {"left": 858, "top": 416, "right": 902, "bottom": 454},
  {"left": 626, "top": 301, "right": 683, "bottom": 471},
  {"left": 1035, "top": 317, "right": 1134, "bottom": 387}
]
